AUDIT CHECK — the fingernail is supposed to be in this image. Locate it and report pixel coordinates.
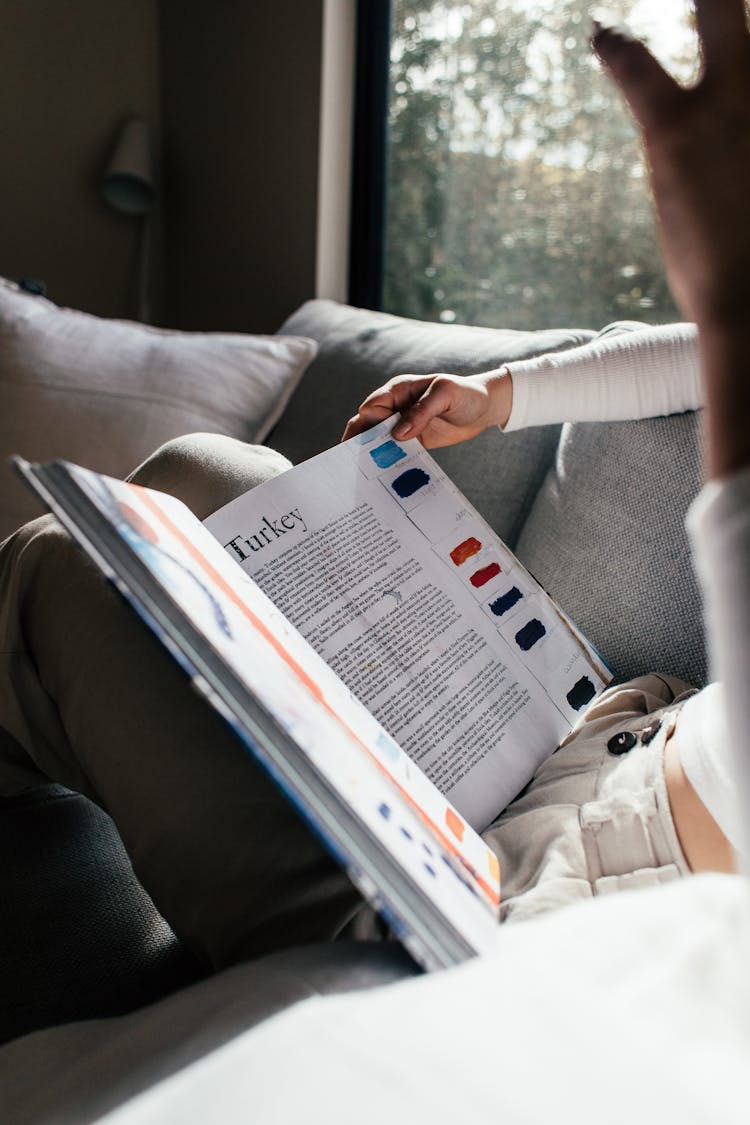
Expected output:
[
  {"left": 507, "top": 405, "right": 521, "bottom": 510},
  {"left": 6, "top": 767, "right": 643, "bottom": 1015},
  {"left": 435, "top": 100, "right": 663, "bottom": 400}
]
[{"left": 394, "top": 422, "right": 411, "bottom": 439}]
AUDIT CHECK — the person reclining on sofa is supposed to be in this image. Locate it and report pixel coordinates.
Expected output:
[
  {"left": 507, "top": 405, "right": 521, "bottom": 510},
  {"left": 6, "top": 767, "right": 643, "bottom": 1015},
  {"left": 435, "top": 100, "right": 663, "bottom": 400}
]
[
  {"left": 0, "top": 1, "right": 748, "bottom": 971},
  {"left": 344, "top": 319, "right": 742, "bottom": 901}
]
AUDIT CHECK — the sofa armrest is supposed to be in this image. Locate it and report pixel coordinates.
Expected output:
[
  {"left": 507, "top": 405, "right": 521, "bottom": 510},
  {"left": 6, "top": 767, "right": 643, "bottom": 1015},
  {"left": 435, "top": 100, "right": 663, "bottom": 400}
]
[{"left": 0, "top": 785, "right": 206, "bottom": 1046}]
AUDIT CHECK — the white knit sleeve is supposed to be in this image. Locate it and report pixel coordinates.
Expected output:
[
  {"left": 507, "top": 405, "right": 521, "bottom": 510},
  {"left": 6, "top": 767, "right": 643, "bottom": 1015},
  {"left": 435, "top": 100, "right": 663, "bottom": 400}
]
[
  {"left": 685, "top": 467, "right": 750, "bottom": 862},
  {"left": 503, "top": 323, "right": 702, "bottom": 431}
]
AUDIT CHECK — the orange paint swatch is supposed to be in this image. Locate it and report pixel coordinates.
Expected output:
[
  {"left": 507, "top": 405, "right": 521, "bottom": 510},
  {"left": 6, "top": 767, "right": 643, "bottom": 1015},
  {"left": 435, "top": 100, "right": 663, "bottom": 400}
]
[
  {"left": 445, "top": 806, "right": 465, "bottom": 842},
  {"left": 450, "top": 537, "right": 482, "bottom": 566}
]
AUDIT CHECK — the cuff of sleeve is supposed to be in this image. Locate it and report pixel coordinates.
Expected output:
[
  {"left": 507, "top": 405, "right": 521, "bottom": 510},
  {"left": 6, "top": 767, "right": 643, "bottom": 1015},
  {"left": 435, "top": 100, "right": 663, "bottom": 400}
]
[{"left": 502, "top": 354, "right": 563, "bottom": 432}]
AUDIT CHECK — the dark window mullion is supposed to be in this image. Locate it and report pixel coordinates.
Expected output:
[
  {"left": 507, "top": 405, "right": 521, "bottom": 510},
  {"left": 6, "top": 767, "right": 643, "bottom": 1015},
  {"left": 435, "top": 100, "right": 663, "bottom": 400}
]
[{"left": 348, "top": 0, "right": 392, "bottom": 311}]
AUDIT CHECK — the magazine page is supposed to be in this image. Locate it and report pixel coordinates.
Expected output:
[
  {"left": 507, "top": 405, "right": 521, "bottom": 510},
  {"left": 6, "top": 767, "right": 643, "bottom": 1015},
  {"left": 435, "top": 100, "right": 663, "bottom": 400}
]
[
  {"left": 205, "top": 418, "right": 611, "bottom": 830},
  {"left": 54, "top": 462, "right": 501, "bottom": 963}
]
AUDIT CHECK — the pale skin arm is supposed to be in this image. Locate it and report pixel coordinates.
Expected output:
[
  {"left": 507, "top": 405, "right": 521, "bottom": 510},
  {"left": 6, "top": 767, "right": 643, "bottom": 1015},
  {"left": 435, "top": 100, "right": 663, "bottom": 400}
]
[{"left": 341, "top": 368, "right": 514, "bottom": 448}]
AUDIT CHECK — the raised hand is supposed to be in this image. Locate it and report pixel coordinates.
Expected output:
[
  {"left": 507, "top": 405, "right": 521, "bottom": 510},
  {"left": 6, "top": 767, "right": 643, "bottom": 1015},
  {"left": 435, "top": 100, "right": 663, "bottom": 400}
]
[
  {"left": 593, "top": 2, "right": 750, "bottom": 328},
  {"left": 593, "top": 1, "right": 750, "bottom": 477}
]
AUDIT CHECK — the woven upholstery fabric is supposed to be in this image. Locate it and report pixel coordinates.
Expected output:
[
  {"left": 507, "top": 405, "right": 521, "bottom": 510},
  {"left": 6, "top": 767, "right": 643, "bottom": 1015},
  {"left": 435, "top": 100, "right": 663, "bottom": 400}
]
[
  {"left": 0, "top": 786, "right": 205, "bottom": 1045},
  {"left": 275, "top": 299, "right": 594, "bottom": 546},
  {"left": 515, "top": 410, "right": 707, "bottom": 688}
]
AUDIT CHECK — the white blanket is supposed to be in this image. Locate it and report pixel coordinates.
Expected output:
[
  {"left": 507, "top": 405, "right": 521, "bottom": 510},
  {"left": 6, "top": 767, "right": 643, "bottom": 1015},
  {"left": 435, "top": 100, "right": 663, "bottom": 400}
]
[{"left": 99, "top": 873, "right": 750, "bottom": 1125}]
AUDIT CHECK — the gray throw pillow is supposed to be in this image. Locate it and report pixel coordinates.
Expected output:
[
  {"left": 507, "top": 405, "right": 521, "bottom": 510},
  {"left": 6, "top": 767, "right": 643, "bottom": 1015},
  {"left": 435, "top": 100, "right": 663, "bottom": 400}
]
[{"left": 0, "top": 278, "right": 317, "bottom": 541}]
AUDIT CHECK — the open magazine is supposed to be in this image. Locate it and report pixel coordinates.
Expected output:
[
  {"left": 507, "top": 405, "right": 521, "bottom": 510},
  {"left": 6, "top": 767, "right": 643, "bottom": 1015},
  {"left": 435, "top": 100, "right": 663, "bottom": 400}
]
[{"left": 15, "top": 419, "right": 610, "bottom": 972}]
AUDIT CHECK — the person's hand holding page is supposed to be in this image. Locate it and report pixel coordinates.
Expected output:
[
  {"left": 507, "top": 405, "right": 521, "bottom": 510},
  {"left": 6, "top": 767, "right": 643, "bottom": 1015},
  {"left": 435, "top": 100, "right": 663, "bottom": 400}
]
[
  {"left": 593, "top": 1, "right": 750, "bottom": 478},
  {"left": 342, "top": 368, "right": 513, "bottom": 449}
]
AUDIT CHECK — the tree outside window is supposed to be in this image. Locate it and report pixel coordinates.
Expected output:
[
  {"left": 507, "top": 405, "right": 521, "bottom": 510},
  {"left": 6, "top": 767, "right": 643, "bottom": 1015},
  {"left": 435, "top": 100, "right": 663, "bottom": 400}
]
[{"left": 384, "top": 0, "right": 696, "bottom": 329}]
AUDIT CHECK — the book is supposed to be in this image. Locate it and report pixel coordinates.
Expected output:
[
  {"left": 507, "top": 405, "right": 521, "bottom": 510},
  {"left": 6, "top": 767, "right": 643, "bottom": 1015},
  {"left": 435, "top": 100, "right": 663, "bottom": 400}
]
[{"left": 15, "top": 418, "right": 610, "bottom": 972}]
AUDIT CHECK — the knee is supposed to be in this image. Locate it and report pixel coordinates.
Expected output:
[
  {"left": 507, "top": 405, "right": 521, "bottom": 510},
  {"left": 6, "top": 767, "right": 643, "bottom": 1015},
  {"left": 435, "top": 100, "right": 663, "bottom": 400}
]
[
  {"left": 128, "top": 433, "right": 292, "bottom": 520},
  {"left": 0, "top": 513, "right": 86, "bottom": 630},
  {"left": 2, "top": 513, "right": 71, "bottom": 565}
]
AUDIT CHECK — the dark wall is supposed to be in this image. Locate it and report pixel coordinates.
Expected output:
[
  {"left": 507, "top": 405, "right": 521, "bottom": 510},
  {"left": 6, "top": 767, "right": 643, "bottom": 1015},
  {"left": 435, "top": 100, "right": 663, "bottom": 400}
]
[
  {"left": 158, "top": 0, "right": 325, "bottom": 333},
  {"left": 0, "top": 1, "right": 326, "bottom": 331},
  {"left": 0, "top": 0, "right": 162, "bottom": 319}
]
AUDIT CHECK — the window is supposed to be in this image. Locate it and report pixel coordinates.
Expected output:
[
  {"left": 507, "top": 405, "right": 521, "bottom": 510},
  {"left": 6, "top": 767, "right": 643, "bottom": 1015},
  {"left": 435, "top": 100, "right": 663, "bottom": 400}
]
[{"left": 384, "top": 0, "right": 696, "bottom": 329}]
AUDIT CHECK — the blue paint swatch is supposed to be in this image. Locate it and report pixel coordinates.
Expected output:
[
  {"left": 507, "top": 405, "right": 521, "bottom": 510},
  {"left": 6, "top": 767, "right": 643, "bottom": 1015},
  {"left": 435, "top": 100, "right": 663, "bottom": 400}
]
[
  {"left": 370, "top": 440, "right": 406, "bottom": 469},
  {"left": 567, "top": 675, "right": 596, "bottom": 711},
  {"left": 515, "top": 618, "right": 546, "bottom": 651},
  {"left": 489, "top": 586, "right": 523, "bottom": 617},
  {"left": 391, "top": 467, "right": 430, "bottom": 498},
  {"left": 378, "top": 802, "right": 391, "bottom": 820}
]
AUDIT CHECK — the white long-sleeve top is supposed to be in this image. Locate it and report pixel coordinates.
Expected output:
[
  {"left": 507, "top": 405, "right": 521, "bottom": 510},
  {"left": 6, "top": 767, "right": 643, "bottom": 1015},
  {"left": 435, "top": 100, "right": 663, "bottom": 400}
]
[
  {"left": 504, "top": 322, "right": 703, "bottom": 431},
  {"left": 502, "top": 323, "right": 748, "bottom": 857}
]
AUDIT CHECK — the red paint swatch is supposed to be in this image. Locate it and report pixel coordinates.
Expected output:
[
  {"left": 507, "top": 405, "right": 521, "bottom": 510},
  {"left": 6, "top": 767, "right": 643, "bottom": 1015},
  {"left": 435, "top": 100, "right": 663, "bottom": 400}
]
[
  {"left": 450, "top": 537, "right": 482, "bottom": 566},
  {"left": 470, "top": 562, "right": 501, "bottom": 588}
]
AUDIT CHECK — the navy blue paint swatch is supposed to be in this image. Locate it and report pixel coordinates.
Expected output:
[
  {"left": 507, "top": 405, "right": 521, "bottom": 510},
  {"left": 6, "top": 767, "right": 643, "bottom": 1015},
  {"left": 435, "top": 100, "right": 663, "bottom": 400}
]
[
  {"left": 515, "top": 618, "right": 546, "bottom": 651},
  {"left": 391, "top": 467, "right": 430, "bottom": 498},
  {"left": 489, "top": 586, "right": 523, "bottom": 617},
  {"left": 370, "top": 440, "right": 406, "bottom": 469},
  {"left": 566, "top": 675, "right": 596, "bottom": 711}
]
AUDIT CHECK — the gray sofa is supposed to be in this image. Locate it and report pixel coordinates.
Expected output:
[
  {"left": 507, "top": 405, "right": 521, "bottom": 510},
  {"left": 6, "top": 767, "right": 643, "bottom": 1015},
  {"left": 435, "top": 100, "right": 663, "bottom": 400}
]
[{"left": 0, "top": 299, "right": 707, "bottom": 1123}]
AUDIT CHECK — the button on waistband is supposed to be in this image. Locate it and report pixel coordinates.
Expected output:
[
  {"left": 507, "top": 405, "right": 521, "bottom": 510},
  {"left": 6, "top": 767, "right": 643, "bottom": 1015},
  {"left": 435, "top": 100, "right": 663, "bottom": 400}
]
[
  {"left": 640, "top": 718, "right": 663, "bottom": 746},
  {"left": 607, "top": 730, "right": 637, "bottom": 755}
]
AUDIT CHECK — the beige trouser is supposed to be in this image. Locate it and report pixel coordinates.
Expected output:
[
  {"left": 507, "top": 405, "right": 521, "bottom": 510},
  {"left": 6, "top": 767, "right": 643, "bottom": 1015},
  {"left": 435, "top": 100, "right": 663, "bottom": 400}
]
[
  {"left": 0, "top": 435, "right": 364, "bottom": 970},
  {"left": 0, "top": 434, "right": 693, "bottom": 968},
  {"left": 484, "top": 674, "right": 694, "bottom": 923}
]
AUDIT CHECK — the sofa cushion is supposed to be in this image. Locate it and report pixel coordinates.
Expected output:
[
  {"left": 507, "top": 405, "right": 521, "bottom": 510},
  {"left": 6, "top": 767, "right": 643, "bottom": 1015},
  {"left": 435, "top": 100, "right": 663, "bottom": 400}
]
[
  {"left": 515, "top": 410, "right": 707, "bottom": 687},
  {"left": 275, "top": 300, "right": 595, "bottom": 546},
  {"left": 0, "top": 942, "right": 417, "bottom": 1124},
  {"left": 0, "top": 278, "right": 317, "bottom": 542}
]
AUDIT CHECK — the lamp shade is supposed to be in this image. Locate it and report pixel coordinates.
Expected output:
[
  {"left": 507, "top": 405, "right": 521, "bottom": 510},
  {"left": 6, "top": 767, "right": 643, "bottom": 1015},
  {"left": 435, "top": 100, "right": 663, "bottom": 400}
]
[{"left": 102, "top": 117, "right": 154, "bottom": 216}]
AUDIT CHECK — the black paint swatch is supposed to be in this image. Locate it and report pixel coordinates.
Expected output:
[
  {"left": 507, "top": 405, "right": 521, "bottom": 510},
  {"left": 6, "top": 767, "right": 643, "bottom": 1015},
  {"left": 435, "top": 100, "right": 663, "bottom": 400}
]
[
  {"left": 515, "top": 618, "right": 546, "bottom": 651},
  {"left": 566, "top": 675, "right": 596, "bottom": 711},
  {"left": 391, "top": 467, "right": 430, "bottom": 498},
  {"left": 489, "top": 586, "right": 523, "bottom": 617}
]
